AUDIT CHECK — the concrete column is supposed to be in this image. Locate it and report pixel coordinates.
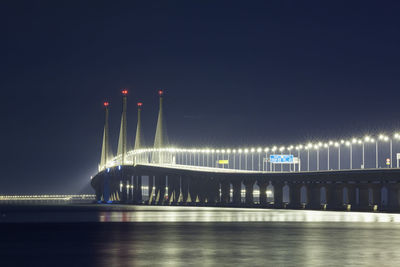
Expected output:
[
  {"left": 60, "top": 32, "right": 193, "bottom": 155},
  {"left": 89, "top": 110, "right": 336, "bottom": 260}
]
[
  {"left": 181, "top": 176, "right": 190, "bottom": 204},
  {"left": 127, "top": 177, "right": 132, "bottom": 202},
  {"left": 220, "top": 179, "right": 230, "bottom": 205},
  {"left": 327, "top": 183, "right": 344, "bottom": 210},
  {"left": 147, "top": 175, "right": 154, "bottom": 204},
  {"left": 190, "top": 177, "right": 205, "bottom": 205},
  {"left": 110, "top": 177, "right": 118, "bottom": 202},
  {"left": 307, "top": 183, "right": 321, "bottom": 209},
  {"left": 272, "top": 181, "right": 284, "bottom": 209},
  {"left": 288, "top": 183, "right": 302, "bottom": 209},
  {"left": 345, "top": 183, "right": 356, "bottom": 209},
  {"left": 358, "top": 182, "right": 370, "bottom": 210},
  {"left": 156, "top": 175, "right": 166, "bottom": 205},
  {"left": 93, "top": 174, "right": 104, "bottom": 202},
  {"left": 371, "top": 183, "right": 382, "bottom": 210},
  {"left": 244, "top": 179, "right": 255, "bottom": 206},
  {"left": 232, "top": 180, "right": 242, "bottom": 205},
  {"left": 388, "top": 183, "right": 400, "bottom": 211},
  {"left": 121, "top": 180, "right": 128, "bottom": 203},
  {"left": 136, "top": 175, "right": 142, "bottom": 203},
  {"left": 190, "top": 177, "right": 200, "bottom": 204},
  {"left": 258, "top": 180, "right": 268, "bottom": 206},
  {"left": 167, "top": 175, "right": 179, "bottom": 204},
  {"left": 204, "top": 177, "right": 217, "bottom": 205}
]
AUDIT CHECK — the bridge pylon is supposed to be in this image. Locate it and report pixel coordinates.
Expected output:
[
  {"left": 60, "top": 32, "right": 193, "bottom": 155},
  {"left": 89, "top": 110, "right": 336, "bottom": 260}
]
[
  {"left": 99, "top": 101, "right": 112, "bottom": 170},
  {"left": 153, "top": 89, "right": 171, "bottom": 163},
  {"left": 117, "top": 89, "right": 128, "bottom": 165},
  {"left": 134, "top": 102, "right": 144, "bottom": 150}
]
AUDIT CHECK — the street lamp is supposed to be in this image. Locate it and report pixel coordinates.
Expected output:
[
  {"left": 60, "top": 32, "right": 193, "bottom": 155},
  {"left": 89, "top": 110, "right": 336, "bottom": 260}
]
[
  {"left": 244, "top": 148, "right": 249, "bottom": 170},
  {"left": 350, "top": 138, "right": 358, "bottom": 169},
  {"left": 238, "top": 149, "right": 243, "bottom": 170},
  {"left": 363, "top": 136, "right": 370, "bottom": 169},
  {"left": 306, "top": 143, "right": 312, "bottom": 171},
  {"left": 206, "top": 149, "right": 210, "bottom": 167},
  {"left": 324, "top": 143, "right": 329, "bottom": 170},
  {"left": 334, "top": 142, "right": 339, "bottom": 170},
  {"left": 251, "top": 148, "right": 255, "bottom": 171},
  {"left": 345, "top": 141, "right": 351, "bottom": 169},
  {"left": 211, "top": 149, "right": 215, "bottom": 168},
  {"left": 394, "top": 133, "right": 400, "bottom": 167},
  {"left": 227, "top": 149, "right": 231, "bottom": 169},
  {"left": 271, "top": 146, "right": 277, "bottom": 171},
  {"left": 216, "top": 149, "right": 220, "bottom": 168},
  {"left": 232, "top": 149, "right": 236, "bottom": 169},
  {"left": 279, "top": 146, "right": 285, "bottom": 172},
  {"left": 378, "top": 134, "right": 389, "bottom": 168},
  {"left": 297, "top": 144, "right": 303, "bottom": 172},
  {"left": 288, "top": 145, "right": 294, "bottom": 171},
  {"left": 314, "top": 144, "right": 320, "bottom": 171},
  {"left": 264, "top": 147, "right": 269, "bottom": 172},
  {"left": 221, "top": 149, "right": 226, "bottom": 169},
  {"left": 257, "top": 147, "right": 262, "bottom": 171},
  {"left": 327, "top": 141, "right": 333, "bottom": 170},
  {"left": 339, "top": 139, "right": 345, "bottom": 170}
]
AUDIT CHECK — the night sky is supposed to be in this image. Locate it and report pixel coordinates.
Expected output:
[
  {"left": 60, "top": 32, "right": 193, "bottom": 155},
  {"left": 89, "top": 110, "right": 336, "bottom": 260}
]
[{"left": 2, "top": 1, "right": 400, "bottom": 194}]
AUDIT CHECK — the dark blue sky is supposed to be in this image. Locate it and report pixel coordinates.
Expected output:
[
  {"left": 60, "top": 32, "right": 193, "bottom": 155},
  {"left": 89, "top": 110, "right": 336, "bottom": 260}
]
[{"left": 1, "top": 1, "right": 400, "bottom": 194}]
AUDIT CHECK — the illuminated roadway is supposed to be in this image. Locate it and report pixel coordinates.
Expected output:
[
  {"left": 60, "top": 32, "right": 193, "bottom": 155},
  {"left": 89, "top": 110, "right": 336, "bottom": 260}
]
[{"left": 90, "top": 89, "right": 400, "bottom": 212}]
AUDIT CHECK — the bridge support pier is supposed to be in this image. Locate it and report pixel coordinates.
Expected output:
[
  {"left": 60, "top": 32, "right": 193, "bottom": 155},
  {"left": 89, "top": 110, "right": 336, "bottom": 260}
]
[
  {"left": 148, "top": 176, "right": 155, "bottom": 204},
  {"left": 220, "top": 180, "right": 230, "bottom": 205},
  {"left": 135, "top": 175, "right": 142, "bottom": 203},
  {"left": 109, "top": 176, "right": 119, "bottom": 202},
  {"left": 205, "top": 177, "right": 218, "bottom": 205},
  {"left": 190, "top": 177, "right": 200, "bottom": 204},
  {"left": 155, "top": 175, "right": 166, "bottom": 205},
  {"left": 232, "top": 180, "right": 242, "bottom": 206},
  {"left": 258, "top": 180, "right": 268, "bottom": 206},
  {"left": 167, "top": 175, "right": 179, "bottom": 204},
  {"left": 372, "top": 183, "right": 382, "bottom": 211},
  {"left": 388, "top": 183, "right": 400, "bottom": 211},
  {"left": 345, "top": 183, "right": 356, "bottom": 210},
  {"left": 93, "top": 174, "right": 104, "bottom": 202},
  {"left": 181, "top": 176, "right": 191, "bottom": 204},
  {"left": 307, "top": 183, "right": 321, "bottom": 209},
  {"left": 358, "top": 182, "right": 370, "bottom": 211},
  {"left": 190, "top": 177, "right": 205, "bottom": 205},
  {"left": 288, "top": 182, "right": 302, "bottom": 209},
  {"left": 244, "top": 179, "right": 255, "bottom": 206},
  {"left": 327, "top": 183, "right": 344, "bottom": 210},
  {"left": 120, "top": 180, "right": 127, "bottom": 203},
  {"left": 272, "top": 181, "right": 284, "bottom": 209}
]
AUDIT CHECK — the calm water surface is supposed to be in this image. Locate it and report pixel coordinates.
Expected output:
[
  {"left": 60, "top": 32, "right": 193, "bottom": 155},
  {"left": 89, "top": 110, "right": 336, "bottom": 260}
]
[{"left": 1, "top": 204, "right": 400, "bottom": 266}]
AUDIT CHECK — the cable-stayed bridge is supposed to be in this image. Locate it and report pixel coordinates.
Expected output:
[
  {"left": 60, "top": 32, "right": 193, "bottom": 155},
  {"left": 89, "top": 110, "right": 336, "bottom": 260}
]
[{"left": 91, "top": 89, "right": 400, "bottom": 212}]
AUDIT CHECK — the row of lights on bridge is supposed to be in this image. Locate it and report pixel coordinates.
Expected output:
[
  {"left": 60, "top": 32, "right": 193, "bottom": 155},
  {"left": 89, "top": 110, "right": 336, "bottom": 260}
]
[{"left": 125, "top": 133, "right": 399, "bottom": 155}]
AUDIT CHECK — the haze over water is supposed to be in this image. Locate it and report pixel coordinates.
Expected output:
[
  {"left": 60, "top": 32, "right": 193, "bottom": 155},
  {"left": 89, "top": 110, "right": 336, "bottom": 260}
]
[{"left": 1, "top": 205, "right": 400, "bottom": 266}]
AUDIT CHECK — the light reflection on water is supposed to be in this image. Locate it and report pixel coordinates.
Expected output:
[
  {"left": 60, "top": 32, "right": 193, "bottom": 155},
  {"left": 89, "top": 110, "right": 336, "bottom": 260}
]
[
  {"left": 98, "top": 206, "right": 400, "bottom": 223},
  {"left": 2, "top": 205, "right": 400, "bottom": 266}
]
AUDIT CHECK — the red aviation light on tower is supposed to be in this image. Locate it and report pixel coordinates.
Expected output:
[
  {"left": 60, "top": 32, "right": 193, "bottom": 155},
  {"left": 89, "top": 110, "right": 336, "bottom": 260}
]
[
  {"left": 103, "top": 102, "right": 109, "bottom": 107},
  {"left": 121, "top": 89, "right": 128, "bottom": 95},
  {"left": 137, "top": 102, "right": 143, "bottom": 108},
  {"left": 158, "top": 89, "right": 163, "bottom": 96}
]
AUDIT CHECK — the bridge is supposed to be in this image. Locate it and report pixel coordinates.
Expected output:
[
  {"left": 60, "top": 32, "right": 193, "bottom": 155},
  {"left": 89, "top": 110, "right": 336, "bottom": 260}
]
[{"left": 91, "top": 89, "right": 400, "bottom": 212}]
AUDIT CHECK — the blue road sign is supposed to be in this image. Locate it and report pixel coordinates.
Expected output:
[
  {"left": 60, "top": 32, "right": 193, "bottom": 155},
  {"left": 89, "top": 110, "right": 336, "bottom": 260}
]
[{"left": 270, "top": 154, "right": 294, "bottom": 163}]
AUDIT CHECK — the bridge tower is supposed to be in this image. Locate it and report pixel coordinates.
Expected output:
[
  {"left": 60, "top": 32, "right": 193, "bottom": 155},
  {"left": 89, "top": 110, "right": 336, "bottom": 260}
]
[
  {"left": 117, "top": 89, "right": 128, "bottom": 165},
  {"left": 153, "top": 89, "right": 168, "bottom": 148},
  {"left": 99, "top": 101, "right": 111, "bottom": 170},
  {"left": 153, "top": 89, "right": 170, "bottom": 163},
  {"left": 134, "top": 102, "right": 144, "bottom": 150}
]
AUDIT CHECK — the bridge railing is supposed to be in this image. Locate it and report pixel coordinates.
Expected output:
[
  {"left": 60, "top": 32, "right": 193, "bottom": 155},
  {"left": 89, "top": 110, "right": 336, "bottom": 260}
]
[{"left": 98, "top": 133, "right": 400, "bottom": 173}]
